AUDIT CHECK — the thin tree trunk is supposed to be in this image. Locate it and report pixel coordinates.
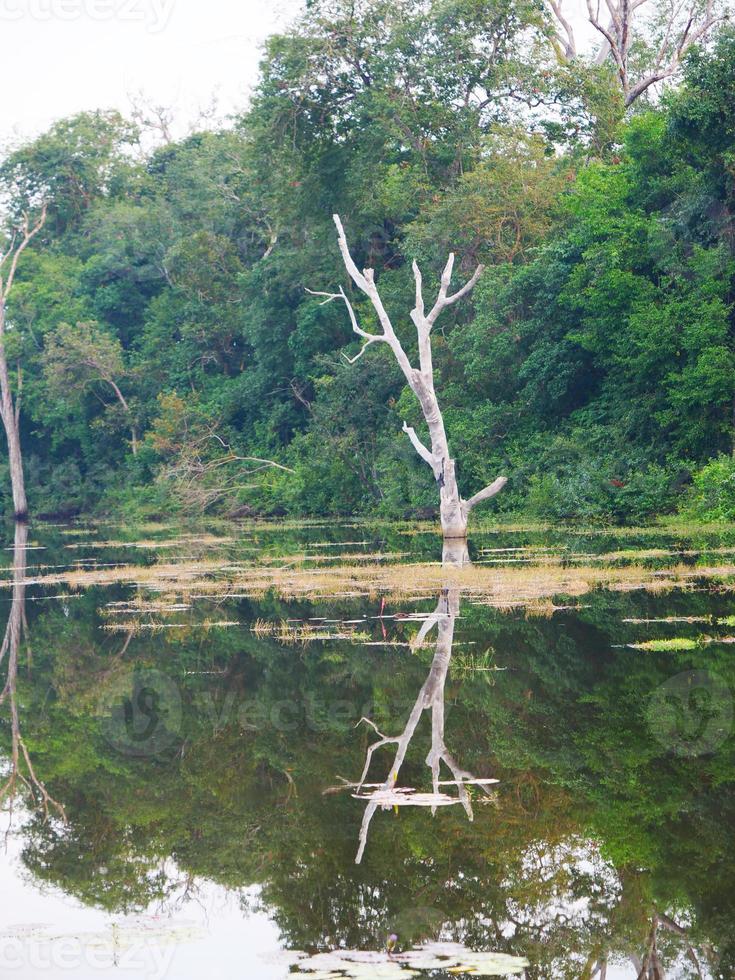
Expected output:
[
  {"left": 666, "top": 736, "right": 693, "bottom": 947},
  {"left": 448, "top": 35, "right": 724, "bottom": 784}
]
[
  {"left": 107, "top": 377, "right": 138, "bottom": 456},
  {"left": 0, "top": 521, "right": 65, "bottom": 819},
  {"left": 0, "top": 301, "right": 28, "bottom": 520},
  {"left": 0, "top": 206, "right": 46, "bottom": 520}
]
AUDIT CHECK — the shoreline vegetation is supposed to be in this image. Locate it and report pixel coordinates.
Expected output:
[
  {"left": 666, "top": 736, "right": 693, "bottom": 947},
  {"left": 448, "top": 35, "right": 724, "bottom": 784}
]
[{"left": 0, "top": 10, "right": 735, "bottom": 527}]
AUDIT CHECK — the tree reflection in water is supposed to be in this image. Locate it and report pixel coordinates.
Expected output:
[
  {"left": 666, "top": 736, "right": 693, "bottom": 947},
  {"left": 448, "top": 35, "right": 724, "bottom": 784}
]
[
  {"left": 0, "top": 525, "right": 731, "bottom": 977},
  {"left": 349, "top": 580, "right": 496, "bottom": 864},
  {"left": 0, "top": 521, "right": 64, "bottom": 821}
]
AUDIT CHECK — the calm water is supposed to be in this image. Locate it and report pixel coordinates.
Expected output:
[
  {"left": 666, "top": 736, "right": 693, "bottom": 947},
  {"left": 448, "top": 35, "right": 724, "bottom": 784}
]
[{"left": 1, "top": 519, "right": 735, "bottom": 979}]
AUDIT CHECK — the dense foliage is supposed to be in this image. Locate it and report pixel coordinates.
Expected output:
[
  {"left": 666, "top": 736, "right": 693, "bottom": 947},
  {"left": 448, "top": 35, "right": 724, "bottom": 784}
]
[{"left": 3, "top": 5, "right": 735, "bottom": 522}]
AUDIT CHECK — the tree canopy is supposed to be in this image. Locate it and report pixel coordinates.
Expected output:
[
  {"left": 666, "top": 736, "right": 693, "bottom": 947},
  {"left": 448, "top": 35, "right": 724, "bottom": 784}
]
[{"left": 1, "top": 9, "right": 735, "bottom": 523}]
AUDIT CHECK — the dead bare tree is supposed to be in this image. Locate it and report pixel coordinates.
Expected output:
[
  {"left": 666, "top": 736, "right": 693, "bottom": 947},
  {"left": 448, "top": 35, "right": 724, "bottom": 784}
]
[
  {"left": 150, "top": 394, "right": 294, "bottom": 512},
  {"left": 0, "top": 205, "right": 46, "bottom": 520},
  {"left": 312, "top": 215, "right": 507, "bottom": 539},
  {"left": 547, "top": 0, "right": 727, "bottom": 106},
  {"left": 335, "top": 582, "right": 497, "bottom": 864},
  {"left": 0, "top": 521, "right": 65, "bottom": 822}
]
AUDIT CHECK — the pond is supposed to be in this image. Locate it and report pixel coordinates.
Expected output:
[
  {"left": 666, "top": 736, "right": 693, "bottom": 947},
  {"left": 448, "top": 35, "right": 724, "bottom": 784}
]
[{"left": 0, "top": 518, "right": 734, "bottom": 979}]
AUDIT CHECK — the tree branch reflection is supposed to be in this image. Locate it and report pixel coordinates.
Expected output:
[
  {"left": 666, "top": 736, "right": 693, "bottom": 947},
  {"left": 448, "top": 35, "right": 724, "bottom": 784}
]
[
  {"left": 0, "top": 521, "right": 65, "bottom": 821},
  {"left": 350, "top": 543, "right": 495, "bottom": 864}
]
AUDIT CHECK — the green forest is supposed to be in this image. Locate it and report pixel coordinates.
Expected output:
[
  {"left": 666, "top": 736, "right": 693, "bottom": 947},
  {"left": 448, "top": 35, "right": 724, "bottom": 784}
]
[{"left": 3, "top": 0, "right": 735, "bottom": 525}]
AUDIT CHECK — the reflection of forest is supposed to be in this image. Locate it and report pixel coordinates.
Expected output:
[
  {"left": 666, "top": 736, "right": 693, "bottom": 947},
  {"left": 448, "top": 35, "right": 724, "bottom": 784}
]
[{"left": 0, "top": 533, "right": 733, "bottom": 977}]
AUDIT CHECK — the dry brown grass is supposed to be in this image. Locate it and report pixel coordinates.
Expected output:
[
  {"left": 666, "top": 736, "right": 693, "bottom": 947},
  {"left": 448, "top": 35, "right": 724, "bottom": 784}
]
[
  {"left": 4, "top": 549, "right": 735, "bottom": 608},
  {"left": 251, "top": 619, "right": 371, "bottom": 644}
]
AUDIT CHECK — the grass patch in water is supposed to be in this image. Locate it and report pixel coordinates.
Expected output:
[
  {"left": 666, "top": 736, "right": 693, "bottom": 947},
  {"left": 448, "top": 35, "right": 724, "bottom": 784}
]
[{"left": 629, "top": 637, "right": 700, "bottom": 652}]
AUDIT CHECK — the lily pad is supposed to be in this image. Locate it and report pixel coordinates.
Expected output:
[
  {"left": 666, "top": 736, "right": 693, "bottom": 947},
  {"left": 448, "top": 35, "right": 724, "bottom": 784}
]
[{"left": 291, "top": 943, "right": 528, "bottom": 978}]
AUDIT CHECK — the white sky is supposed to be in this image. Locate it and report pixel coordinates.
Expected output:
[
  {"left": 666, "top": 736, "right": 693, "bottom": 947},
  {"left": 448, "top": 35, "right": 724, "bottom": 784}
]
[
  {"left": 0, "top": 0, "right": 599, "bottom": 151},
  {"left": 0, "top": 0, "right": 305, "bottom": 148}
]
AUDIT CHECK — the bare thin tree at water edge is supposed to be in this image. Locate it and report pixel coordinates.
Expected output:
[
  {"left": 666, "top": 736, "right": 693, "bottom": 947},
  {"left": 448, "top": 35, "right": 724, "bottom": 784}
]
[
  {"left": 0, "top": 206, "right": 47, "bottom": 520},
  {"left": 312, "top": 215, "right": 506, "bottom": 539}
]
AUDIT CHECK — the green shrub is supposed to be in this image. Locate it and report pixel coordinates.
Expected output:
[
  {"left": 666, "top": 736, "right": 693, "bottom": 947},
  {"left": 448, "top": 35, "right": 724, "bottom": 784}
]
[{"left": 681, "top": 454, "right": 735, "bottom": 521}]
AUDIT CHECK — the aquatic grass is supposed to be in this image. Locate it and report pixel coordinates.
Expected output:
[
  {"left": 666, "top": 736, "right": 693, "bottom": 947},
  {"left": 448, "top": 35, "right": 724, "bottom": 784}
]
[
  {"left": 628, "top": 637, "right": 701, "bottom": 652},
  {"left": 6, "top": 551, "right": 735, "bottom": 608},
  {"left": 629, "top": 635, "right": 735, "bottom": 651},
  {"left": 251, "top": 619, "right": 371, "bottom": 644}
]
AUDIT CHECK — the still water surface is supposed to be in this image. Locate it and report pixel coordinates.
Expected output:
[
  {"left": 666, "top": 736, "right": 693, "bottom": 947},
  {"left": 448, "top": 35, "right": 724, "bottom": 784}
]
[{"left": 1, "top": 519, "right": 734, "bottom": 979}]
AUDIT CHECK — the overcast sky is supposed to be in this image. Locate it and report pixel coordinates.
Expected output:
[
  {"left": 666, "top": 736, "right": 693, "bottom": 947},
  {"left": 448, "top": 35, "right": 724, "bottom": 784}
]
[
  {"left": 0, "top": 0, "right": 304, "bottom": 147},
  {"left": 0, "top": 0, "right": 596, "bottom": 150}
]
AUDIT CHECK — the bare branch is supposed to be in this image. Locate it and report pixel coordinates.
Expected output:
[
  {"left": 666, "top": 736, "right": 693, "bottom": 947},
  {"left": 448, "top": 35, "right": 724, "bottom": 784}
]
[
  {"left": 579, "top": 0, "right": 726, "bottom": 105},
  {"left": 306, "top": 284, "right": 385, "bottom": 353},
  {"left": 341, "top": 337, "right": 382, "bottom": 364},
  {"left": 462, "top": 476, "right": 509, "bottom": 517},
  {"left": 402, "top": 421, "right": 438, "bottom": 473},
  {"left": 409, "top": 609, "right": 444, "bottom": 651},
  {"left": 1, "top": 204, "right": 47, "bottom": 302},
  {"left": 336, "top": 285, "right": 383, "bottom": 342},
  {"left": 332, "top": 214, "right": 372, "bottom": 293},
  {"left": 332, "top": 214, "right": 405, "bottom": 352},
  {"left": 412, "top": 259, "right": 425, "bottom": 321},
  {"left": 547, "top": 0, "right": 578, "bottom": 59},
  {"left": 238, "top": 456, "right": 295, "bottom": 474},
  {"left": 426, "top": 256, "right": 485, "bottom": 326}
]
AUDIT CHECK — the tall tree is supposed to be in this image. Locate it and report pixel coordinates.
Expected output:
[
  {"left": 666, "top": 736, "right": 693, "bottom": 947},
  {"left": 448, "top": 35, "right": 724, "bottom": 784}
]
[
  {"left": 0, "top": 206, "right": 46, "bottom": 519},
  {"left": 42, "top": 320, "right": 139, "bottom": 455}
]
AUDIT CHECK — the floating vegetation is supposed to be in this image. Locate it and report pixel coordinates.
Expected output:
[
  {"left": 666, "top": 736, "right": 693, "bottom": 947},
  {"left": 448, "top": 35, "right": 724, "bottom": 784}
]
[
  {"left": 0, "top": 915, "right": 204, "bottom": 952},
  {"left": 623, "top": 616, "right": 712, "bottom": 624},
  {"left": 104, "top": 600, "right": 192, "bottom": 614},
  {"left": 629, "top": 635, "right": 735, "bottom": 651},
  {"left": 252, "top": 619, "right": 371, "bottom": 644},
  {"left": 64, "top": 531, "right": 237, "bottom": 550},
  {"left": 289, "top": 943, "right": 528, "bottom": 978},
  {"left": 629, "top": 637, "right": 701, "bottom": 652},
  {"left": 8, "top": 551, "right": 735, "bottom": 609},
  {"left": 350, "top": 780, "right": 499, "bottom": 807},
  {"left": 102, "top": 619, "right": 240, "bottom": 633}
]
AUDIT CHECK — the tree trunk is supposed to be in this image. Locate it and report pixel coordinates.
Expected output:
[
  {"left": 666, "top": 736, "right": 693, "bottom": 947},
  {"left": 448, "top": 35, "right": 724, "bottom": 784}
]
[
  {"left": 412, "top": 373, "right": 467, "bottom": 536},
  {"left": 350, "top": 555, "right": 497, "bottom": 862},
  {"left": 0, "top": 309, "right": 27, "bottom": 520},
  {"left": 0, "top": 206, "right": 46, "bottom": 521},
  {"left": 108, "top": 378, "right": 138, "bottom": 456},
  {"left": 4, "top": 410, "right": 27, "bottom": 521}
]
